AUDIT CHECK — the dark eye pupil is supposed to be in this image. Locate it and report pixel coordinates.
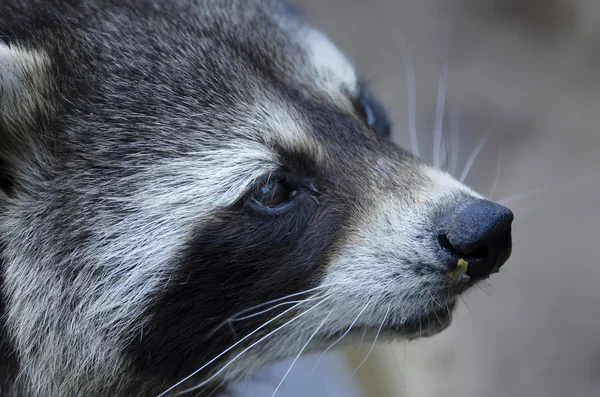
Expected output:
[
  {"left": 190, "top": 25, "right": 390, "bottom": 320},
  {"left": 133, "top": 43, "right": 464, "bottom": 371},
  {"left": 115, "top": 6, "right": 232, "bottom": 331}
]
[{"left": 256, "top": 180, "right": 290, "bottom": 207}]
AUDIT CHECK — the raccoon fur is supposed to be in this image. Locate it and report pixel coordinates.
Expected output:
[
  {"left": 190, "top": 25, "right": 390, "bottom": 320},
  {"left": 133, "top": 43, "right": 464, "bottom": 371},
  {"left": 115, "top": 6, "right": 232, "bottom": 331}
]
[{"left": 0, "top": 0, "right": 513, "bottom": 396}]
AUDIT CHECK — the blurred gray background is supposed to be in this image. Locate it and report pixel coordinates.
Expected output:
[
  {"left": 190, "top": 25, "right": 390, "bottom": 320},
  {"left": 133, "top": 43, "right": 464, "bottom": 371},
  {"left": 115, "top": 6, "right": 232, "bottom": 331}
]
[{"left": 291, "top": 0, "right": 600, "bottom": 396}]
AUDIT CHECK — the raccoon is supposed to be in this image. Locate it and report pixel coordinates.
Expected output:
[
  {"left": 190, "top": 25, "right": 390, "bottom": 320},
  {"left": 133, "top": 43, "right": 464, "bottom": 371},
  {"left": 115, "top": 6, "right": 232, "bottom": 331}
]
[{"left": 0, "top": 0, "right": 514, "bottom": 396}]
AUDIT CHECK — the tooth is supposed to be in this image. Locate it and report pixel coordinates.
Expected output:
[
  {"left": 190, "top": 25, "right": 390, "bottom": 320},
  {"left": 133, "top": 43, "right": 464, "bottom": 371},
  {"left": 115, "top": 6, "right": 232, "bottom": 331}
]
[{"left": 448, "top": 258, "right": 469, "bottom": 281}]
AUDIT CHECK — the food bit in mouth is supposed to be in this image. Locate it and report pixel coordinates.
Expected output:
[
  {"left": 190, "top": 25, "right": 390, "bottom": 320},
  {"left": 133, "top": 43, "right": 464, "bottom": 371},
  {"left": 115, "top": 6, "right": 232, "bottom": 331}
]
[{"left": 448, "top": 258, "right": 470, "bottom": 281}]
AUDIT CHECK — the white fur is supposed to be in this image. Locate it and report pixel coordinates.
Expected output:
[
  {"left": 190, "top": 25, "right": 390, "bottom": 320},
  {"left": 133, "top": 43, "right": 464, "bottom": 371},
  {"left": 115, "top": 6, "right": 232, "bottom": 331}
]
[
  {"left": 210, "top": 167, "right": 482, "bottom": 388},
  {"left": 1, "top": 140, "right": 280, "bottom": 395},
  {"left": 0, "top": 44, "right": 51, "bottom": 129},
  {"left": 245, "top": 92, "right": 324, "bottom": 160},
  {"left": 298, "top": 28, "right": 358, "bottom": 105},
  {"left": 316, "top": 169, "right": 474, "bottom": 340},
  {"left": 0, "top": 3, "right": 491, "bottom": 396}
]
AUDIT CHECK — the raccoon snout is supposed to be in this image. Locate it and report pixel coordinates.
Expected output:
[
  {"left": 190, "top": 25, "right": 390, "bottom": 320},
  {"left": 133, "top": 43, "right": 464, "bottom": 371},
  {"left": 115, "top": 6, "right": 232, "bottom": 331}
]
[{"left": 437, "top": 199, "right": 514, "bottom": 281}]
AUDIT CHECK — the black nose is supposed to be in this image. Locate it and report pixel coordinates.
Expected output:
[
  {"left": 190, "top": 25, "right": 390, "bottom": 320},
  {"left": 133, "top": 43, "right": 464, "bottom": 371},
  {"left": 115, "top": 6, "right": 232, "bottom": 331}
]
[{"left": 438, "top": 199, "right": 514, "bottom": 281}]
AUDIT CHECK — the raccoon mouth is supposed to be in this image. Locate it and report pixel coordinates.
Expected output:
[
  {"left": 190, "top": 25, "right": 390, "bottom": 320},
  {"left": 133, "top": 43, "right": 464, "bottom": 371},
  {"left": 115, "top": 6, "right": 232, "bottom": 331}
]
[
  {"left": 387, "top": 299, "right": 457, "bottom": 338},
  {"left": 322, "top": 298, "right": 457, "bottom": 348},
  {"left": 403, "top": 308, "right": 454, "bottom": 338}
]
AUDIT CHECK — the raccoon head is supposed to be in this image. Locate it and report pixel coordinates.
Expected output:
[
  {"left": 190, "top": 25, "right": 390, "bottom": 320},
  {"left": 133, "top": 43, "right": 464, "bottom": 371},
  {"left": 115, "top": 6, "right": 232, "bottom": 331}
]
[{"left": 0, "top": 0, "right": 513, "bottom": 396}]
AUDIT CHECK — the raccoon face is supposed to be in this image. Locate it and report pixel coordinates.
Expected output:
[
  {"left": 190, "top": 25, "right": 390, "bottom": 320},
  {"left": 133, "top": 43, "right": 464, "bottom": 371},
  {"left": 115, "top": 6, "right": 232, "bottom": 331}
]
[{"left": 0, "top": 0, "right": 513, "bottom": 396}]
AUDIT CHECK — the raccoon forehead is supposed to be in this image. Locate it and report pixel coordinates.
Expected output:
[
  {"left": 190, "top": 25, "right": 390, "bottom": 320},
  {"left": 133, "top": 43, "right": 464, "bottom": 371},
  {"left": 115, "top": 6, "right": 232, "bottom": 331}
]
[{"left": 293, "top": 27, "right": 359, "bottom": 105}]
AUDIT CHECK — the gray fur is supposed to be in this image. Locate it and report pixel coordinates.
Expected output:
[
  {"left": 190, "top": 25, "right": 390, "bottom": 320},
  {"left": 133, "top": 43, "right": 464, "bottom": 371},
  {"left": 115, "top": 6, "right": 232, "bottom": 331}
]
[{"left": 0, "top": 1, "right": 501, "bottom": 396}]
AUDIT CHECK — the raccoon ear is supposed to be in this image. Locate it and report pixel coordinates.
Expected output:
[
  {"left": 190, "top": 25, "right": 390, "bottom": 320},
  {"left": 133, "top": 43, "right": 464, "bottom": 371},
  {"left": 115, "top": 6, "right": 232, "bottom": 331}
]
[{"left": 0, "top": 43, "right": 54, "bottom": 198}]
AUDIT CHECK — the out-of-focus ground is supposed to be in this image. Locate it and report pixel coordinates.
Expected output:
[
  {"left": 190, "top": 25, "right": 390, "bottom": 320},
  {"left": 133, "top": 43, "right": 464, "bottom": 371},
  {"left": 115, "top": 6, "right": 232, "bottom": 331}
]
[{"left": 295, "top": 1, "right": 600, "bottom": 396}]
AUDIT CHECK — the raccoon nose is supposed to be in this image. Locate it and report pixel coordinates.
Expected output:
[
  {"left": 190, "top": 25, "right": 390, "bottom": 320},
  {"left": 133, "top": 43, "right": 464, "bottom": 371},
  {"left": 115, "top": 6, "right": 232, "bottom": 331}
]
[{"left": 438, "top": 199, "right": 514, "bottom": 281}]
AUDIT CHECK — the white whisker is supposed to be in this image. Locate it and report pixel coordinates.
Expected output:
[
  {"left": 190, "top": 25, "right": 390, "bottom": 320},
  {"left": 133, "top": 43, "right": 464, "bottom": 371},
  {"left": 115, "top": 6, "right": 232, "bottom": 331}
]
[
  {"left": 512, "top": 207, "right": 544, "bottom": 216},
  {"left": 309, "top": 298, "right": 373, "bottom": 379},
  {"left": 388, "top": 345, "right": 410, "bottom": 395},
  {"left": 449, "top": 110, "right": 460, "bottom": 175},
  {"left": 426, "top": 289, "right": 445, "bottom": 310},
  {"left": 270, "top": 311, "right": 333, "bottom": 397},
  {"left": 441, "top": 109, "right": 450, "bottom": 171},
  {"left": 396, "top": 35, "right": 419, "bottom": 157},
  {"left": 158, "top": 295, "right": 327, "bottom": 397},
  {"left": 489, "top": 146, "right": 503, "bottom": 199},
  {"left": 231, "top": 295, "right": 323, "bottom": 322},
  {"left": 459, "top": 132, "right": 490, "bottom": 183},
  {"left": 175, "top": 296, "right": 333, "bottom": 395},
  {"left": 229, "top": 283, "right": 346, "bottom": 321},
  {"left": 497, "top": 174, "right": 591, "bottom": 207},
  {"left": 204, "top": 283, "right": 347, "bottom": 340},
  {"left": 203, "top": 380, "right": 226, "bottom": 397},
  {"left": 227, "top": 321, "right": 239, "bottom": 341},
  {"left": 497, "top": 187, "right": 548, "bottom": 206},
  {"left": 426, "top": 290, "right": 445, "bottom": 328},
  {"left": 433, "top": 60, "right": 447, "bottom": 169},
  {"left": 350, "top": 301, "right": 392, "bottom": 379}
]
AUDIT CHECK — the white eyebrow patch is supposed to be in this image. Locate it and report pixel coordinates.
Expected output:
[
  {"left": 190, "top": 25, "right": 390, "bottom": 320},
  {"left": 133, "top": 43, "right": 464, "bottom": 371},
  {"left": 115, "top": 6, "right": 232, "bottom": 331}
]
[
  {"left": 0, "top": 44, "right": 52, "bottom": 128},
  {"left": 297, "top": 28, "right": 358, "bottom": 103},
  {"left": 245, "top": 94, "right": 324, "bottom": 162}
]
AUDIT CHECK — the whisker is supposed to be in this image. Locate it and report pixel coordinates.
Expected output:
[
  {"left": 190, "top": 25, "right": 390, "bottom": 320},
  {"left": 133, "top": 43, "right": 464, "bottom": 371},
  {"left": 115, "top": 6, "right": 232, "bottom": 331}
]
[
  {"left": 158, "top": 295, "right": 327, "bottom": 397},
  {"left": 441, "top": 106, "right": 451, "bottom": 171},
  {"left": 270, "top": 310, "right": 333, "bottom": 397},
  {"left": 231, "top": 295, "right": 324, "bottom": 322},
  {"left": 482, "top": 280, "right": 499, "bottom": 296},
  {"left": 358, "top": 326, "right": 368, "bottom": 346},
  {"left": 226, "top": 321, "right": 239, "bottom": 341},
  {"left": 229, "top": 283, "right": 345, "bottom": 321},
  {"left": 387, "top": 345, "right": 410, "bottom": 395},
  {"left": 449, "top": 110, "right": 460, "bottom": 176},
  {"left": 489, "top": 146, "right": 504, "bottom": 199},
  {"left": 309, "top": 298, "right": 373, "bottom": 379},
  {"left": 433, "top": 59, "right": 448, "bottom": 169},
  {"left": 512, "top": 207, "right": 544, "bottom": 216},
  {"left": 426, "top": 289, "right": 445, "bottom": 310},
  {"left": 500, "top": 268, "right": 522, "bottom": 287},
  {"left": 459, "top": 132, "right": 490, "bottom": 183},
  {"left": 460, "top": 295, "right": 474, "bottom": 316},
  {"left": 175, "top": 296, "right": 333, "bottom": 396},
  {"left": 426, "top": 290, "right": 445, "bottom": 328},
  {"left": 497, "top": 187, "right": 548, "bottom": 206},
  {"left": 204, "top": 283, "right": 346, "bottom": 339},
  {"left": 350, "top": 301, "right": 392, "bottom": 379},
  {"left": 203, "top": 379, "right": 227, "bottom": 397},
  {"left": 475, "top": 284, "right": 491, "bottom": 304},
  {"left": 497, "top": 174, "right": 592, "bottom": 208},
  {"left": 395, "top": 34, "right": 419, "bottom": 157}
]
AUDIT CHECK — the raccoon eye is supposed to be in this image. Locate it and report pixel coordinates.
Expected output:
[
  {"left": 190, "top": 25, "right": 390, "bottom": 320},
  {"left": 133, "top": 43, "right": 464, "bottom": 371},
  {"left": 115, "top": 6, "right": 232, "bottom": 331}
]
[
  {"left": 249, "top": 177, "right": 297, "bottom": 213},
  {"left": 355, "top": 86, "right": 391, "bottom": 138}
]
